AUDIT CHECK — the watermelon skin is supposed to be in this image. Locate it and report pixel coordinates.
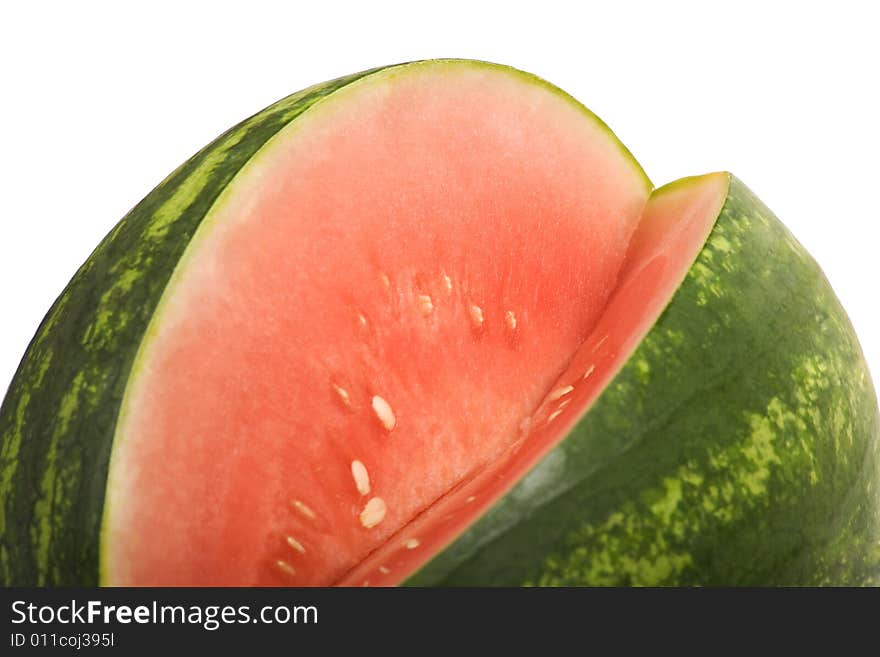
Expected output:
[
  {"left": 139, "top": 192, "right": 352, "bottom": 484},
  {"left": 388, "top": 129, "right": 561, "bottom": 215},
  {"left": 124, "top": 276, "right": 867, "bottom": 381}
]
[
  {"left": 0, "top": 69, "right": 380, "bottom": 586},
  {"left": 407, "top": 176, "right": 880, "bottom": 586}
]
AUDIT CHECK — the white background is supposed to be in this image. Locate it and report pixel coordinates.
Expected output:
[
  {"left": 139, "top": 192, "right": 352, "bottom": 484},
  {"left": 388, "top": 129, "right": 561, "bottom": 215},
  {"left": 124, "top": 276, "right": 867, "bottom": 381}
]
[{"left": 1, "top": 1, "right": 878, "bottom": 400}]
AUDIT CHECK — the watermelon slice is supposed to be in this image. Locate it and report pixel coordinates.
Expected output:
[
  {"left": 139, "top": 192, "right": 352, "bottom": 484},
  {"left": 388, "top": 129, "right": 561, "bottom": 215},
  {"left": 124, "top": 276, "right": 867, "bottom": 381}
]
[
  {"left": 1, "top": 60, "right": 877, "bottom": 586},
  {"left": 101, "top": 61, "right": 650, "bottom": 586}
]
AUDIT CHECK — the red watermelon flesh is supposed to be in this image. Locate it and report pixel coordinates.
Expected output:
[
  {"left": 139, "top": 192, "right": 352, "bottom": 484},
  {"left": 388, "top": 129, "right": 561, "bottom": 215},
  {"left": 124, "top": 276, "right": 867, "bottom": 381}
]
[{"left": 101, "top": 63, "right": 663, "bottom": 586}]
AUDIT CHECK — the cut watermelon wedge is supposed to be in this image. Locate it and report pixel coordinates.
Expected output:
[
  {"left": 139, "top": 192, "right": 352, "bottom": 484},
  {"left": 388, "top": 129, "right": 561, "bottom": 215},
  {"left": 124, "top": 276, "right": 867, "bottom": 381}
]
[{"left": 100, "top": 60, "right": 651, "bottom": 586}]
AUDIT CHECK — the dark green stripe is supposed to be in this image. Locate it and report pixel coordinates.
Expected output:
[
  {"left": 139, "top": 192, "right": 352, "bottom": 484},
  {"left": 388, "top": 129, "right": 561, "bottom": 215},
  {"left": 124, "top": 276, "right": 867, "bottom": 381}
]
[
  {"left": 0, "top": 67, "right": 381, "bottom": 585},
  {"left": 407, "top": 176, "right": 880, "bottom": 586}
]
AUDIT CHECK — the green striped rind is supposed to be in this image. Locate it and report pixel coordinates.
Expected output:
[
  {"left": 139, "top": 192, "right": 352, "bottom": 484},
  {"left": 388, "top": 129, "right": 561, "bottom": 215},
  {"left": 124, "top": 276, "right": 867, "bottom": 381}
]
[
  {"left": 408, "top": 175, "right": 880, "bottom": 586},
  {"left": 0, "top": 68, "right": 382, "bottom": 586}
]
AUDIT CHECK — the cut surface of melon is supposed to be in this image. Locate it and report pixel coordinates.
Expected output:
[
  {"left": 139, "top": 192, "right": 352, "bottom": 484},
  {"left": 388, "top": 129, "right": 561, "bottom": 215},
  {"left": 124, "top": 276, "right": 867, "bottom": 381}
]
[{"left": 102, "top": 61, "right": 658, "bottom": 586}]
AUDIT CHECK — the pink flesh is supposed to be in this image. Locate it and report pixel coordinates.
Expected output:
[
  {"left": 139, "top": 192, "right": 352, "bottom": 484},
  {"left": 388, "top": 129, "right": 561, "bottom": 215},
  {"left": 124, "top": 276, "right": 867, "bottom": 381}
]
[
  {"left": 103, "top": 64, "right": 649, "bottom": 586},
  {"left": 340, "top": 173, "right": 729, "bottom": 585}
]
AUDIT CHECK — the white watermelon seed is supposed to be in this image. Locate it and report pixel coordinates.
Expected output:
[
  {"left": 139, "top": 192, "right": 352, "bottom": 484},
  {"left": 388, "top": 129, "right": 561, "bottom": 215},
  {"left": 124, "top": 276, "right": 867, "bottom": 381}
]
[
  {"left": 469, "top": 305, "right": 484, "bottom": 329},
  {"left": 333, "top": 384, "right": 352, "bottom": 407},
  {"left": 360, "top": 497, "right": 387, "bottom": 528},
  {"left": 286, "top": 536, "right": 306, "bottom": 554},
  {"left": 371, "top": 395, "right": 396, "bottom": 431},
  {"left": 275, "top": 560, "right": 296, "bottom": 576},
  {"left": 292, "top": 499, "right": 316, "bottom": 520},
  {"left": 351, "top": 459, "right": 371, "bottom": 495},
  {"left": 417, "top": 294, "right": 434, "bottom": 315},
  {"left": 548, "top": 385, "right": 574, "bottom": 401},
  {"left": 404, "top": 538, "right": 420, "bottom": 549},
  {"left": 505, "top": 310, "right": 517, "bottom": 331}
]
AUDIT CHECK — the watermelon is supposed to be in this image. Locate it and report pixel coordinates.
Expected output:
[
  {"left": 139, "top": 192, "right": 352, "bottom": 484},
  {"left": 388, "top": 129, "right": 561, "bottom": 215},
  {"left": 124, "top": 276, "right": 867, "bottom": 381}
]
[
  {"left": 404, "top": 174, "right": 880, "bottom": 586},
  {"left": 0, "top": 59, "right": 877, "bottom": 586}
]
